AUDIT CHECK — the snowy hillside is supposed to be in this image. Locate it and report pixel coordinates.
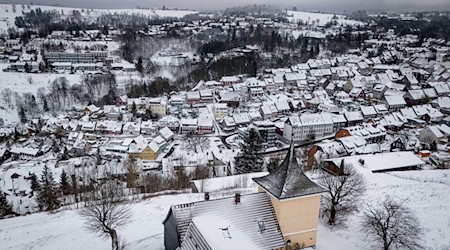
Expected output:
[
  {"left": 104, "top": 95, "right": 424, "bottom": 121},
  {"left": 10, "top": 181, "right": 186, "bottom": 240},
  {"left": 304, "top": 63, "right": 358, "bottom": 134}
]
[
  {"left": 0, "top": 193, "right": 205, "bottom": 250},
  {"left": 0, "top": 64, "right": 82, "bottom": 94},
  {"left": 0, "top": 4, "right": 197, "bottom": 34},
  {"left": 286, "top": 10, "right": 363, "bottom": 27},
  {"left": 1, "top": 169, "right": 449, "bottom": 250}
]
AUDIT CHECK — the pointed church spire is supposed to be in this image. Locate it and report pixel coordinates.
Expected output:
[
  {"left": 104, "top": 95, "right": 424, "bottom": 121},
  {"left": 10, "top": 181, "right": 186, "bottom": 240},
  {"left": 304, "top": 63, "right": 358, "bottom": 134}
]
[{"left": 253, "top": 140, "right": 326, "bottom": 200}]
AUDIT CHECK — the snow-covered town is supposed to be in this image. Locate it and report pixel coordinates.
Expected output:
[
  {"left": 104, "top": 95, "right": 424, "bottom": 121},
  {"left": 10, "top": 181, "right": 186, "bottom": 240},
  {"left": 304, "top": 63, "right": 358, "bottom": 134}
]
[{"left": 0, "top": 2, "right": 450, "bottom": 250}]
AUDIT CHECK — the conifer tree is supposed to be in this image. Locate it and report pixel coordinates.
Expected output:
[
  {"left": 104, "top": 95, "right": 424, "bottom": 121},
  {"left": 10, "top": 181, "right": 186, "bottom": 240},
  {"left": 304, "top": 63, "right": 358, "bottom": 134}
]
[
  {"left": 60, "top": 170, "right": 70, "bottom": 195},
  {"left": 0, "top": 189, "right": 12, "bottom": 218},
  {"left": 18, "top": 106, "right": 27, "bottom": 123},
  {"left": 136, "top": 57, "right": 144, "bottom": 74},
  {"left": 234, "top": 128, "right": 264, "bottom": 174},
  {"left": 42, "top": 98, "right": 49, "bottom": 112},
  {"left": 37, "top": 165, "right": 60, "bottom": 211},
  {"left": 30, "top": 173, "right": 40, "bottom": 192},
  {"left": 131, "top": 102, "right": 137, "bottom": 117}
]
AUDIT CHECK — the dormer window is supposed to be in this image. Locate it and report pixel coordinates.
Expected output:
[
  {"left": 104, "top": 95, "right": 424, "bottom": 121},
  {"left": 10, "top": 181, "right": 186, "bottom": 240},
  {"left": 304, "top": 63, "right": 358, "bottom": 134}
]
[{"left": 258, "top": 220, "right": 266, "bottom": 233}]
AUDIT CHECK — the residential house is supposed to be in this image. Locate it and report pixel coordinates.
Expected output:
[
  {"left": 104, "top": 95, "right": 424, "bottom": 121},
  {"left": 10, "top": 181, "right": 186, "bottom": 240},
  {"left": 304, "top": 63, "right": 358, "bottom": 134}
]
[
  {"left": 158, "top": 116, "right": 180, "bottom": 133},
  {"left": 95, "top": 120, "right": 122, "bottom": 134},
  {"left": 324, "top": 151, "right": 424, "bottom": 173},
  {"left": 404, "top": 89, "right": 426, "bottom": 106},
  {"left": 148, "top": 98, "right": 167, "bottom": 117},
  {"left": 10, "top": 146, "right": 42, "bottom": 158},
  {"left": 419, "top": 125, "right": 450, "bottom": 144},
  {"left": 213, "top": 103, "right": 228, "bottom": 120},
  {"left": 123, "top": 122, "right": 141, "bottom": 135},
  {"left": 253, "top": 120, "right": 277, "bottom": 148},
  {"left": 344, "top": 111, "right": 364, "bottom": 126},
  {"left": 79, "top": 121, "right": 97, "bottom": 132},
  {"left": 197, "top": 117, "right": 214, "bottom": 134},
  {"left": 159, "top": 127, "right": 175, "bottom": 142},
  {"left": 220, "top": 76, "right": 239, "bottom": 86},
  {"left": 199, "top": 89, "right": 214, "bottom": 103},
  {"left": 140, "top": 121, "right": 156, "bottom": 135},
  {"left": 373, "top": 84, "right": 388, "bottom": 100},
  {"left": 129, "top": 137, "right": 159, "bottom": 161},
  {"left": 82, "top": 104, "right": 100, "bottom": 115},
  {"left": 181, "top": 118, "right": 198, "bottom": 134},
  {"left": 284, "top": 113, "right": 334, "bottom": 142},
  {"left": 384, "top": 95, "right": 406, "bottom": 112},
  {"left": 373, "top": 104, "right": 389, "bottom": 117},
  {"left": 127, "top": 97, "right": 147, "bottom": 110},
  {"left": 220, "top": 92, "right": 240, "bottom": 107},
  {"left": 336, "top": 124, "right": 386, "bottom": 144},
  {"left": 103, "top": 105, "right": 122, "bottom": 120},
  {"left": 233, "top": 113, "right": 251, "bottom": 127},
  {"left": 349, "top": 88, "right": 366, "bottom": 100},
  {"left": 360, "top": 106, "right": 377, "bottom": 120},
  {"left": 186, "top": 91, "right": 201, "bottom": 105}
]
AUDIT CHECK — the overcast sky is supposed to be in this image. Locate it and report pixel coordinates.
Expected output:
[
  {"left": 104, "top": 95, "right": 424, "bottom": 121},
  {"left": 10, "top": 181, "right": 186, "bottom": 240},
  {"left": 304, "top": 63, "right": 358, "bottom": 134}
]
[{"left": 4, "top": 0, "right": 450, "bottom": 12}]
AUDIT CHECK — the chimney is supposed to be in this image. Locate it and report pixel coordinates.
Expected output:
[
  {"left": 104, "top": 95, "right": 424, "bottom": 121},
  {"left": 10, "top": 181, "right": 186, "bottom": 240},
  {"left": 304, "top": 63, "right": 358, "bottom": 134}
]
[
  {"left": 235, "top": 193, "right": 241, "bottom": 204},
  {"left": 359, "top": 159, "right": 365, "bottom": 165},
  {"left": 204, "top": 192, "right": 210, "bottom": 201}
]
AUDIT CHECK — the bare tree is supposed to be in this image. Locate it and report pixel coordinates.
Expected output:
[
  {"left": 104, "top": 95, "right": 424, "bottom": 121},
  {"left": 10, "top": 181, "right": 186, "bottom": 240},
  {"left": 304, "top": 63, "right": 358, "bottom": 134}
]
[
  {"left": 319, "top": 163, "right": 366, "bottom": 225},
  {"left": 126, "top": 156, "right": 139, "bottom": 189},
  {"left": 184, "top": 135, "right": 210, "bottom": 153},
  {"left": 420, "top": 131, "right": 436, "bottom": 149},
  {"left": 79, "top": 178, "right": 131, "bottom": 250},
  {"left": 1, "top": 88, "right": 13, "bottom": 108},
  {"left": 361, "top": 196, "right": 423, "bottom": 250},
  {"left": 266, "top": 155, "right": 283, "bottom": 173}
]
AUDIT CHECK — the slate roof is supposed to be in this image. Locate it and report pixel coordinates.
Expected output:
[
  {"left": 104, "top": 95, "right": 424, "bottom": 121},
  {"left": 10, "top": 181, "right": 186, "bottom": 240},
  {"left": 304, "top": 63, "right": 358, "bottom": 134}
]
[
  {"left": 168, "top": 192, "right": 284, "bottom": 250},
  {"left": 253, "top": 143, "right": 326, "bottom": 200}
]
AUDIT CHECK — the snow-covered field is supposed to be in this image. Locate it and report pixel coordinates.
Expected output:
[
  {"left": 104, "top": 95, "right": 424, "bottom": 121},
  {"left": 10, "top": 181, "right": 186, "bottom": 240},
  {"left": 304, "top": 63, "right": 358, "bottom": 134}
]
[
  {"left": 0, "top": 193, "right": 205, "bottom": 250},
  {"left": 1, "top": 168, "right": 449, "bottom": 250},
  {"left": 0, "top": 67, "right": 82, "bottom": 95},
  {"left": 0, "top": 64, "right": 84, "bottom": 124},
  {"left": 286, "top": 10, "right": 363, "bottom": 27},
  {"left": 0, "top": 62, "right": 146, "bottom": 124},
  {"left": 316, "top": 168, "right": 450, "bottom": 250},
  {"left": 0, "top": 4, "right": 197, "bottom": 34}
]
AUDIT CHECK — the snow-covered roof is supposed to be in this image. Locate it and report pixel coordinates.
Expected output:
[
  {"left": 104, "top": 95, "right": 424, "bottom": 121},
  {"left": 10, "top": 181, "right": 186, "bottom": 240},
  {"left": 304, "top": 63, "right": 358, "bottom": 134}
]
[
  {"left": 159, "top": 127, "right": 175, "bottom": 140},
  {"left": 407, "top": 89, "right": 425, "bottom": 100},
  {"left": 10, "top": 146, "right": 40, "bottom": 156},
  {"left": 198, "top": 117, "right": 213, "bottom": 127},
  {"left": 423, "top": 88, "right": 437, "bottom": 98},
  {"left": 191, "top": 172, "right": 268, "bottom": 193},
  {"left": 385, "top": 95, "right": 406, "bottom": 106},
  {"left": 186, "top": 91, "right": 200, "bottom": 100},
  {"left": 432, "top": 97, "right": 450, "bottom": 108},
  {"left": 275, "top": 101, "right": 290, "bottom": 111},
  {"left": 169, "top": 192, "right": 284, "bottom": 250},
  {"left": 344, "top": 111, "right": 363, "bottom": 122},
  {"left": 220, "top": 76, "right": 239, "bottom": 82},
  {"left": 337, "top": 135, "right": 366, "bottom": 151},
  {"left": 360, "top": 106, "right": 377, "bottom": 116},
  {"left": 328, "top": 151, "right": 425, "bottom": 172},
  {"left": 233, "top": 113, "right": 250, "bottom": 125}
]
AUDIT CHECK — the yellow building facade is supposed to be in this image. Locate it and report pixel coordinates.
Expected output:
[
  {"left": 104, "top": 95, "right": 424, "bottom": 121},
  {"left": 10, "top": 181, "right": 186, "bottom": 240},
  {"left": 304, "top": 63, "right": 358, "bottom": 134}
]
[
  {"left": 259, "top": 186, "right": 322, "bottom": 247},
  {"left": 254, "top": 143, "right": 326, "bottom": 248},
  {"left": 129, "top": 145, "right": 157, "bottom": 160}
]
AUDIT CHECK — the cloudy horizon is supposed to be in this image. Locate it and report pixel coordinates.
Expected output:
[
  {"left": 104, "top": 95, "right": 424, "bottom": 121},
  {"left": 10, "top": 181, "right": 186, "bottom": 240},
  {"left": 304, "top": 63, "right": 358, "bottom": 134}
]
[{"left": 3, "top": 0, "right": 450, "bottom": 12}]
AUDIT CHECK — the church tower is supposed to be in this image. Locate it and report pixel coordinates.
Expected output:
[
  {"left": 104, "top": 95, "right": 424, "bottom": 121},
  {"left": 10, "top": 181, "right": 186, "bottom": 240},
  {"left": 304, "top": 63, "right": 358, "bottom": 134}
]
[{"left": 253, "top": 143, "right": 326, "bottom": 248}]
